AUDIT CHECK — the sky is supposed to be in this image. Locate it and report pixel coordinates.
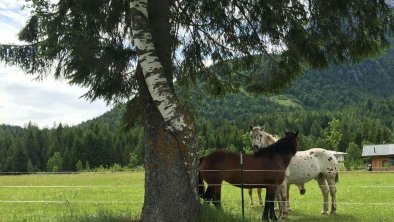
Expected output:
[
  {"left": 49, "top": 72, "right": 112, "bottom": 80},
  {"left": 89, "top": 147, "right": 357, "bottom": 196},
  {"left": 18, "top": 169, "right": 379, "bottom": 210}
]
[{"left": 0, "top": 0, "right": 110, "bottom": 128}]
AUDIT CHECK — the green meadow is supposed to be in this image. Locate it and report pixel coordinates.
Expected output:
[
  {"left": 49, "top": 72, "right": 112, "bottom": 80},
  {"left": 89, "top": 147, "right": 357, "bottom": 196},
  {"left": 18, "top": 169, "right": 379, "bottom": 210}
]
[{"left": 0, "top": 171, "right": 393, "bottom": 221}]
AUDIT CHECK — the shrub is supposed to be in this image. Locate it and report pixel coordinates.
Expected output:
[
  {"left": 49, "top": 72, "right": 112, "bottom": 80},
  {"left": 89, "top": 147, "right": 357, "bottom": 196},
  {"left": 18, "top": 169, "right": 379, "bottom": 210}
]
[
  {"left": 110, "top": 163, "right": 123, "bottom": 172},
  {"left": 85, "top": 161, "right": 91, "bottom": 172},
  {"left": 47, "top": 152, "right": 63, "bottom": 172},
  {"left": 76, "top": 160, "right": 83, "bottom": 172}
]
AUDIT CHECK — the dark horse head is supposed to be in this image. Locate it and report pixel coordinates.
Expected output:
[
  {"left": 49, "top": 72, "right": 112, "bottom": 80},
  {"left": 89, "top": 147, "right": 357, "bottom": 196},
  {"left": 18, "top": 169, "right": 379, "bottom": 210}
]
[
  {"left": 284, "top": 131, "right": 299, "bottom": 155},
  {"left": 254, "top": 130, "right": 299, "bottom": 158}
]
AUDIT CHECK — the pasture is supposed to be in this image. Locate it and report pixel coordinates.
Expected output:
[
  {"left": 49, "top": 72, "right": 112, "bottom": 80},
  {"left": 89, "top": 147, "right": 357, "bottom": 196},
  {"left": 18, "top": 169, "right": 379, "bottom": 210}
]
[{"left": 0, "top": 171, "right": 393, "bottom": 221}]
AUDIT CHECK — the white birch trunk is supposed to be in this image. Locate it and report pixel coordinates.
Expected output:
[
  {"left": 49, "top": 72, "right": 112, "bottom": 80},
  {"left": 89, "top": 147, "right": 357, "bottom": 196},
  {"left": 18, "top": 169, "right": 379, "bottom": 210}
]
[
  {"left": 130, "top": 0, "right": 199, "bottom": 199},
  {"left": 131, "top": 0, "right": 188, "bottom": 136}
]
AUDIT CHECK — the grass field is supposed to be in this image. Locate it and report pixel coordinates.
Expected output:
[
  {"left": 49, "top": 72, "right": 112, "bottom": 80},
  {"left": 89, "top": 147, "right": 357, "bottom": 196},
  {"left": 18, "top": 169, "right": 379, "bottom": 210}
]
[{"left": 0, "top": 171, "right": 393, "bottom": 221}]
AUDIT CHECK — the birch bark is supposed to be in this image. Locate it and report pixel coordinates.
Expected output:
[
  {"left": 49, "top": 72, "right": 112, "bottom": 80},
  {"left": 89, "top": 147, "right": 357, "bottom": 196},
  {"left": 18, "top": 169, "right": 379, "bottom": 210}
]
[{"left": 130, "top": 0, "right": 200, "bottom": 221}]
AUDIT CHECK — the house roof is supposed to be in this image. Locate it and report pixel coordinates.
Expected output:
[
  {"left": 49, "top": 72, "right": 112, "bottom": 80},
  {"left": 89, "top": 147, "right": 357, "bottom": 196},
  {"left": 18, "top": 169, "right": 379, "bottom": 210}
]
[{"left": 362, "top": 144, "right": 394, "bottom": 157}]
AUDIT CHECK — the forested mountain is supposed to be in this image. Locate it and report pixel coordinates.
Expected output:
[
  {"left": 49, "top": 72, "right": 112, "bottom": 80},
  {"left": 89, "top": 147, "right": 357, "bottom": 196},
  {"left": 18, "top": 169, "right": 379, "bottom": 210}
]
[{"left": 1, "top": 46, "right": 394, "bottom": 172}]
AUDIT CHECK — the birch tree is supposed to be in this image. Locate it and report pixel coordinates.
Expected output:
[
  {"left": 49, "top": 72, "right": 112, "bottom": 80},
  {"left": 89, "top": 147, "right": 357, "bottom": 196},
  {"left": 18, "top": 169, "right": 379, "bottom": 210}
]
[{"left": 1, "top": 0, "right": 394, "bottom": 221}]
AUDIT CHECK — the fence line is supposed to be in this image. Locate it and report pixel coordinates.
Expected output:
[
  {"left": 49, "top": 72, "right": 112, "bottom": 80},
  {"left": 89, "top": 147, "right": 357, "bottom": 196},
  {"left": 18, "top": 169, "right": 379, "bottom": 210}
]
[
  {"left": 0, "top": 171, "right": 139, "bottom": 175},
  {"left": 206, "top": 200, "right": 394, "bottom": 205},
  {"left": 1, "top": 169, "right": 394, "bottom": 174},
  {"left": 1, "top": 199, "right": 394, "bottom": 206},
  {"left": 0, "top": 200, "right": 141, "bottom": 204},
  {"left": 0, "top": 185, "right": 139, "bottom": 188},
  {"left": 1, "top": 184, "right": 394, "bottom": 188}
]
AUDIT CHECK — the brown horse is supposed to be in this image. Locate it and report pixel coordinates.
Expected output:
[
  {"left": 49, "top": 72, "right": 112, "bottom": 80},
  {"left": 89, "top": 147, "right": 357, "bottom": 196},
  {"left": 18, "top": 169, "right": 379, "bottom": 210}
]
[{"left": 198, "top": 131, "right": 299, "bottom": 221}]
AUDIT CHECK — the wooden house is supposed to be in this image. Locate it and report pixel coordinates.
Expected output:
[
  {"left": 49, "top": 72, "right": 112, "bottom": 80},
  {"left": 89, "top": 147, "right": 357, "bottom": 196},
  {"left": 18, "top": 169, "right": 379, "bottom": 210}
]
[{"left": 362, "top": 144, "right": 394, "bottom": 171}]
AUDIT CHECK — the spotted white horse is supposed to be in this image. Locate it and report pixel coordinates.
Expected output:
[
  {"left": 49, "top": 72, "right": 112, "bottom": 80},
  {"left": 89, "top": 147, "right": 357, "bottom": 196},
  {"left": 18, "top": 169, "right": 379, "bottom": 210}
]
[{"left": 249, "top": 126, "right": 339, "bottom": 217}]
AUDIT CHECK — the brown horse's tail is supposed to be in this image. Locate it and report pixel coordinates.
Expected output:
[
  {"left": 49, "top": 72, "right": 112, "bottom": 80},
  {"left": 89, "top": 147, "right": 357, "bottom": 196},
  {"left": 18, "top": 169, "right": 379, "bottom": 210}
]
[{"left": 198, "top": 157, "right": 205, "bottom": 198}]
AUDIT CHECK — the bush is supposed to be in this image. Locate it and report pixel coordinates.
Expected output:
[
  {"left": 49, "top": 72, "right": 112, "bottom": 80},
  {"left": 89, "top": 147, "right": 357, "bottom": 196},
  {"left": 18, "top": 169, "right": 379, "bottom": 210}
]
[
  {"left": 27, "top": 160, "right": 36, "bottom": 172},
  {"left": 129, "top": 152, "right": 141, "bottom": 168},
  {"left": 85, "top": 161, "right": 91, "bottom": 172},
  {"left": 95, "top": 165, "right": 106, "bottom": 172},
  {"left": 110, "top": 163, "right": 123, "bottom": 172},
  {"left": 76, "top": 160, "right": 83, "bottom": 172},
  {"left": 47, "top": 152, "right": 63, "bottom": 172}
]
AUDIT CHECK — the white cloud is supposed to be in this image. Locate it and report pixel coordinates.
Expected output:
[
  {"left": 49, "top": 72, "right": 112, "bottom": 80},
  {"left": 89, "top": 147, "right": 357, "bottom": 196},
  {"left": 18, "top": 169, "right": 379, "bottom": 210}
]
[
  {"left": 0, "top": 21, "right": 21, "bottom": 43},
  {"left": 0, "top": 0, "right": 29, "bottom": 44},
  {"left": 0, "top": 0, "right": 24, "bottom": 10},
  {"left": 0, "top": 9, "right": 28, "bottom": 26},
  {"left": 0, "top": 66, "right": 110, "bottom": 128},
  {"left": 0, "top": 2, "right": 111, "bottom": 128}
]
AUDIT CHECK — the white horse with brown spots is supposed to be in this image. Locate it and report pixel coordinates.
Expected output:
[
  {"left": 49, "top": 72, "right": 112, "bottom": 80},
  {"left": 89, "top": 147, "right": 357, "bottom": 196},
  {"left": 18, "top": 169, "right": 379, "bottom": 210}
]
[{"left": 250, "top": 126, "right": 339, "bottom": 217}]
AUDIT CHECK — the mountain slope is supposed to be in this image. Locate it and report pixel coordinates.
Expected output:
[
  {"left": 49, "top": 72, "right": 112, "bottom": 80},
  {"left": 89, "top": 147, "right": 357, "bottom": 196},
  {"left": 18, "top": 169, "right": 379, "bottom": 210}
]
[{"left": 288, "top": 47, "right": 394, "bottom": 110}]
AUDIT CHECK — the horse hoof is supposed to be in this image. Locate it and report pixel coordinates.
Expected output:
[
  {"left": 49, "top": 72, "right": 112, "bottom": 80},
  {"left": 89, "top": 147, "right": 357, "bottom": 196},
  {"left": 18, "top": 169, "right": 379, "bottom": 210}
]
[
  {"left": 330, "top": 211, "right": 337, "bottom": 215},
  {"left": 321, "top": 211, "right": 329, "bottom": 215},
  {"left": 271, "top": 216, "right": 279, "bottom": 221}
]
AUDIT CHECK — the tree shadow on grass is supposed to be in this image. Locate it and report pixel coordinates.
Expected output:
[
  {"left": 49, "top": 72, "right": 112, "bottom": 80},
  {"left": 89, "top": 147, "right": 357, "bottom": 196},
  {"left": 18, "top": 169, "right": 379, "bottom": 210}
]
[
  {"left": 60, "top": 210, "right": 140, "bottom": 222},
  {"left": 245, "top": 206, "right": 358, "bottom": 222},
  {"left": 198, "top": 203, "right": 255, "bottom": 222},
  {"left": 285, "top": 210, "right": 358, "bottom": 222}
]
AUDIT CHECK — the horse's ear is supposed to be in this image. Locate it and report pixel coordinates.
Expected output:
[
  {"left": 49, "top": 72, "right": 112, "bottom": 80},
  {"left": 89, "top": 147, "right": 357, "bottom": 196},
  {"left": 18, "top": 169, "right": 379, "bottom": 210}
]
[{"left": 262, "top": 123, "right": 266, "bottom": 131}]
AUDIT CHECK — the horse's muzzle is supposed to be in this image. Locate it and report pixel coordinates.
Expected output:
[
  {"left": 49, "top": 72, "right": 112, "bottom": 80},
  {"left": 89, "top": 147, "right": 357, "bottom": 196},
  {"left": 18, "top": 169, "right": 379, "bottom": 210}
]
[
  {"left": 252, "top": 145, "right": 259, "bottom": 153},
  {"left": 300, "top": 188, "right": 306, "bottom": 195}
]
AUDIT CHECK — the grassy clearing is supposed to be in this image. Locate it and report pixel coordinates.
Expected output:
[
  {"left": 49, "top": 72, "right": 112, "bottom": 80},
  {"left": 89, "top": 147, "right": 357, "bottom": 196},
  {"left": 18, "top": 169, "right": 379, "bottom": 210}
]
[
  {"left": 269, "top": 95, "right": 303, "bottom": 109},
  {"left": 0, "top": 172, "right": 143, "bottom": 222},
  {"left": 0, "top": 171, "right": 393, "bottom": 221}
]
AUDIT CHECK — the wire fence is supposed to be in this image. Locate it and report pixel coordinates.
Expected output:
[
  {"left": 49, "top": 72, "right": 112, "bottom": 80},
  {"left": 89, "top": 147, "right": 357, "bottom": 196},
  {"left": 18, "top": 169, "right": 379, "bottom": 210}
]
[
  {"left": 0, "top": 199, "right": 394, "bottom": 206},
  {"left": 1, "top": 168, "right": 394, "bottom": 174},
  {"left": 0, "top": 184, "right": 393, "bottom": 188},
  {"left": 0, "top": 171, "right": 393, "bottom": 206}
]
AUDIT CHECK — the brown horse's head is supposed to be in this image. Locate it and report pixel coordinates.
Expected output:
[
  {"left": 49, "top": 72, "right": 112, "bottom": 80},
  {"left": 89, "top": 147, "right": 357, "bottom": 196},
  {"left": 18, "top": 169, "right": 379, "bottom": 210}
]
[
  {"left": 284, "top": 131, "right": 299, "bottom": 155},
  {"left": 249, "top": 125, "right": 278, "bottom": 152}
]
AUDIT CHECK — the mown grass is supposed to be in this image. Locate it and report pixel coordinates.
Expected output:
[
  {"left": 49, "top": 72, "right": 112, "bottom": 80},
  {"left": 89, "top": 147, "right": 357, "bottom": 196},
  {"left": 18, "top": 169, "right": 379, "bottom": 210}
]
[
  {"left": 0, "top": 171, "right": 393, "bottom": 221},
  {"left": 0, "top": 172, "right": 143, "bottom": 222}
]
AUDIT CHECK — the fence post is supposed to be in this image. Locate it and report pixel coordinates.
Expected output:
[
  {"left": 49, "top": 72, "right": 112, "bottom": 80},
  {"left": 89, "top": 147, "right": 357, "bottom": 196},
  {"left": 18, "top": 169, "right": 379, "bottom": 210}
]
[{"left": 240, "top": 151, "right": 245, "bottom": 219}]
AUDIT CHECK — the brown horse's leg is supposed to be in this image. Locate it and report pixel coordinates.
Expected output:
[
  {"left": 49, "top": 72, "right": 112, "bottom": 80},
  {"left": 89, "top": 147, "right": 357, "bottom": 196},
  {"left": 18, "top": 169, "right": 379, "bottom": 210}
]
[
  {"left": 317, "top": 175, "right": 329, "bottom": 215},
  {"left": 327, "top": 177, "right": 337, "bottom": 214},
  {"left": 262, "top": 191, "right": 269, "bottom": 221},
  {"left": 203, "top": 186, "right": 215, "bottom": 203},
  {"left": 248, "top": 189, "right": 254, "bottom": 207},
  {"left": 262, "top": 186, "right": 278, "bottom": 221},
  {"left": 257, "top": 188, "right": 263, "bottom": 207},
  {"left": 269, "top": 186, "right": 279, "bottom": 221},
  {"left": 212, "top": 184, "right": 222, "bottom": 208}
]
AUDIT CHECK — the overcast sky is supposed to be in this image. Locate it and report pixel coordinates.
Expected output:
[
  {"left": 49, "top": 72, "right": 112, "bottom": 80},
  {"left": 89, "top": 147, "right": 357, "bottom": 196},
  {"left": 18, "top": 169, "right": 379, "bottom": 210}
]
[{"left": 0, "top": 0, "right": 110, "bottom": 128}]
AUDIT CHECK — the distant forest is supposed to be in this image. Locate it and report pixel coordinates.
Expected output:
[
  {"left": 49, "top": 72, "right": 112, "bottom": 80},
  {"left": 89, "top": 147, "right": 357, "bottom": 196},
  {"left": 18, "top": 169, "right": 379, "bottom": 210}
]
[{"left": 2, "top": 45, "right": 394, "bottom": 172}]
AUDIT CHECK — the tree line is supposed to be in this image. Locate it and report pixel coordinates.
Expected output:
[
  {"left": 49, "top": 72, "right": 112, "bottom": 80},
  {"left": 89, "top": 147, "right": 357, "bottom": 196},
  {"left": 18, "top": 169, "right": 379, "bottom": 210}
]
[
  {"left": 1, "top": 93, "right": 393, "bottom": 172},
  {"left": 0, "top": 121, "right": 144, "bottom": 172}
]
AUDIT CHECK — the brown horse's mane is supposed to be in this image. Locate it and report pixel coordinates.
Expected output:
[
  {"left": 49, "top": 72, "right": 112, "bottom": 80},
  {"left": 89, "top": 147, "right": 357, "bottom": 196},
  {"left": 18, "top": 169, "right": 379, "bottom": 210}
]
[{"left": 254, "top": 132, "right": 297, "bottom": 157}]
